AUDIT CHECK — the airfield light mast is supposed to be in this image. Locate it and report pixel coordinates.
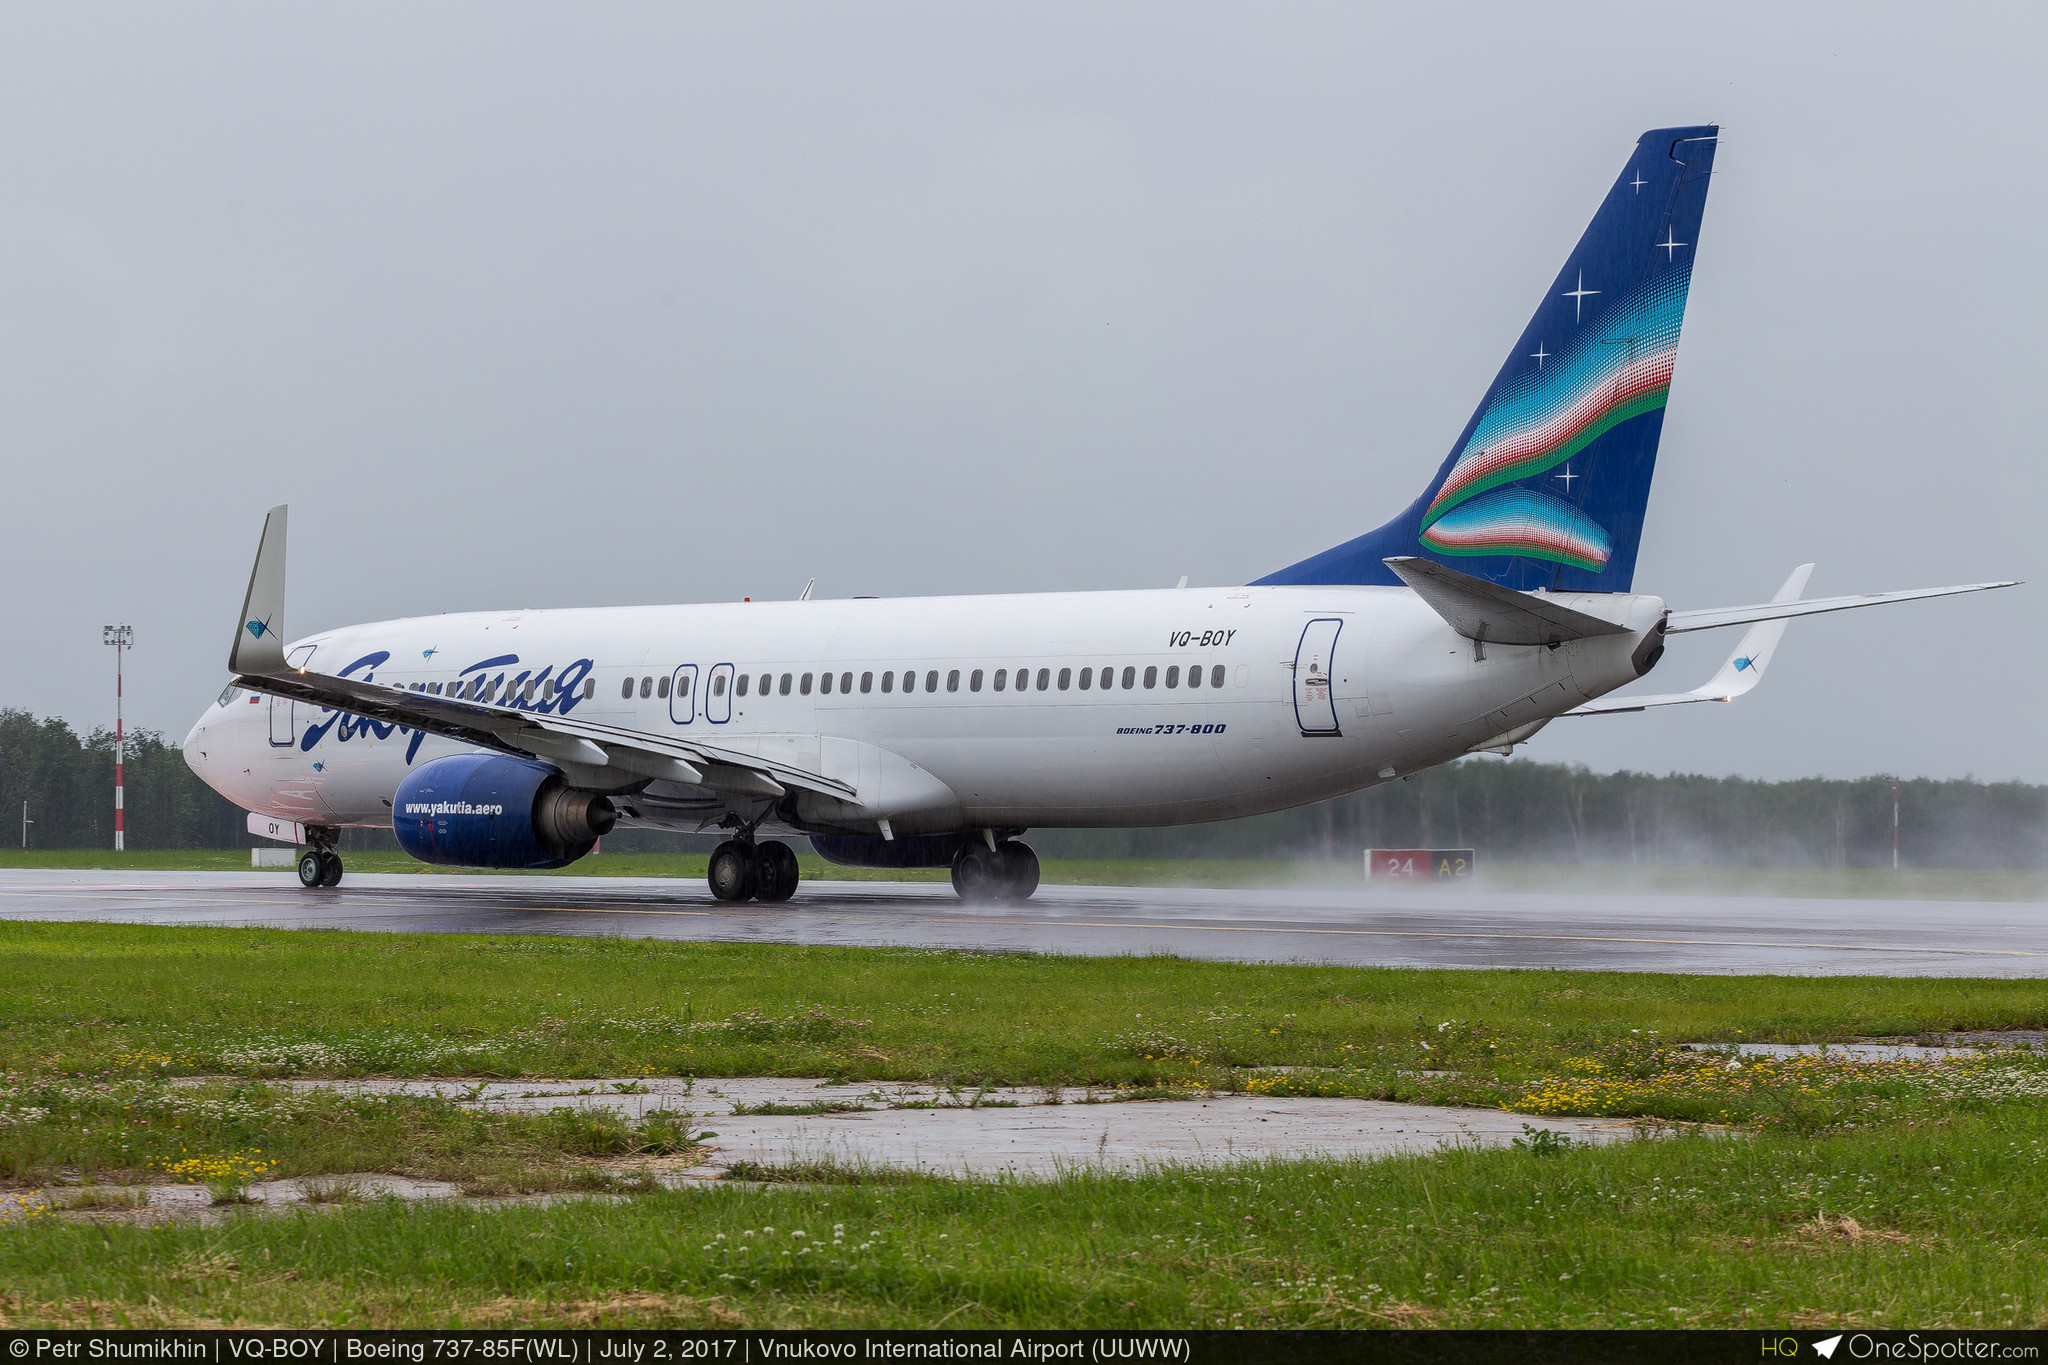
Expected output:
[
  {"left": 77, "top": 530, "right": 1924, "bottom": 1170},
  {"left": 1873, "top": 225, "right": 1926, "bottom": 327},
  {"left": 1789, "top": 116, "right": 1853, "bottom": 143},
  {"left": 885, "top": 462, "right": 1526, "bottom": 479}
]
[
  {"left": 1890, "top": 779, "right": 1901, "bottom": 872},
  {"left": 103, "top": 625, "right": 132, "bottom": 852}
]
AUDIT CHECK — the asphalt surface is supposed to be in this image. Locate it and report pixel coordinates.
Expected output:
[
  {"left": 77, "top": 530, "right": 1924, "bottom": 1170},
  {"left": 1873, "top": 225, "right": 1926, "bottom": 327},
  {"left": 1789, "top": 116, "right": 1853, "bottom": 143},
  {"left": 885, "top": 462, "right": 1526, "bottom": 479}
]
[{"left": 1, "top": 868, "right": 2043, "bottom": 975}]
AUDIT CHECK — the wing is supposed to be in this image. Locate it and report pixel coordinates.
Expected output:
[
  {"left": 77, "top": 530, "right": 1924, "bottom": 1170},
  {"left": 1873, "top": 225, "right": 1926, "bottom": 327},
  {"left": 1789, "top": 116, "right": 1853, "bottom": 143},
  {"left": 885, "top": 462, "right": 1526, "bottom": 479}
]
[{"left": 222, "top": 505, "right": 849, "bottom": 803}]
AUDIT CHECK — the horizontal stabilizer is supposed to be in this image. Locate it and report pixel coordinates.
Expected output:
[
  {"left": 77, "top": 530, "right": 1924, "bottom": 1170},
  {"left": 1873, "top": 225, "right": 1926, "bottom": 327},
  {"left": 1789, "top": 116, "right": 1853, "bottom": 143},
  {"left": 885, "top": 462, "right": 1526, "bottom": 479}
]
[
  {"left": 1385, "top": 556, "right": 1630, "bottom": 646},
  {"left": 1667, "top": 579, "right": 2017, "bottom": 634},
  {"left": 1571, "top": 563, "right": 1812, "bottom": 714}
]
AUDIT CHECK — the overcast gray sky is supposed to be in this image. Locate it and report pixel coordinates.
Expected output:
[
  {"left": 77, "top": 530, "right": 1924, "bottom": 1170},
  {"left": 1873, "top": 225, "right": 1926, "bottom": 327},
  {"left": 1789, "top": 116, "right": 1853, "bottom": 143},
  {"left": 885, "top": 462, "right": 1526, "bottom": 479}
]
[{"left": 2, "top": 2, "right": 2040, "bottom": 783}]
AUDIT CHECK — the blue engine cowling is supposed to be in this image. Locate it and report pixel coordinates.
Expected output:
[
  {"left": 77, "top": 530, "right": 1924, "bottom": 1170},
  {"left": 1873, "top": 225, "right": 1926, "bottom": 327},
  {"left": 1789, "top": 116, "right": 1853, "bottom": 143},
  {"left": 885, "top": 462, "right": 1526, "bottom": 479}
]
[
  {"left": 393, "top": 753, "right": 617, "bottom": 869},
  {"left": 809, "top": 833, "right": 966, "bottom": 869}
]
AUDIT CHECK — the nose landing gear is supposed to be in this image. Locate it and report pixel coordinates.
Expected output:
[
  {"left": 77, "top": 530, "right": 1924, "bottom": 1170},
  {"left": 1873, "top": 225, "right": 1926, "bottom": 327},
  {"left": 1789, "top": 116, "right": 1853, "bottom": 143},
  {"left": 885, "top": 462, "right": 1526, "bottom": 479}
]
[
  {"left": 295, "top": 829, "right": 344, "bottom": 888},
  {"left": 951, "top": 838, "right": 1039, "bottom": 903},
  {"left": 708, "top": 838, "right": 800, "bottom": 903}
]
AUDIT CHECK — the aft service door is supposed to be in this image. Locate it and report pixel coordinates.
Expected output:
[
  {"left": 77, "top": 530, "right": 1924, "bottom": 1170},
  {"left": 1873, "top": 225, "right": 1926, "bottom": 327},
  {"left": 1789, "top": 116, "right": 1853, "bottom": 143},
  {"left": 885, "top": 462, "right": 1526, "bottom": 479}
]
[
  {"left": 668, "top": 664, "right": 699, "bottom": 725},
  {"left": 705, "top": 663, "right": 734, "bottom": 723},
  {"left": 1292, "top": 618, "right": 1343, "bottom": 736}
]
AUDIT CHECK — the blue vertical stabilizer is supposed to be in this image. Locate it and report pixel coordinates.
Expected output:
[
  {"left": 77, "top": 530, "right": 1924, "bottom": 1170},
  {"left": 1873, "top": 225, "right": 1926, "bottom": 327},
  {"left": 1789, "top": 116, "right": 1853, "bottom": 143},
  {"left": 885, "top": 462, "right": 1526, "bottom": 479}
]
[{"left": 1255, "top": 126, "right": 1718, "bottom": 592}]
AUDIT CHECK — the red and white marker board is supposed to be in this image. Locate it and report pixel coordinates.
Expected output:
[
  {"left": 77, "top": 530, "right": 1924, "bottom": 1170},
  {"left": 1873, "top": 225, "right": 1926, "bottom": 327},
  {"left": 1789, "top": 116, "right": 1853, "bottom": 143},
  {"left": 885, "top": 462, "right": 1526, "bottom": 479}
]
[{"left": 1366, "top": 849, "right": 1475, "bottom": 881}]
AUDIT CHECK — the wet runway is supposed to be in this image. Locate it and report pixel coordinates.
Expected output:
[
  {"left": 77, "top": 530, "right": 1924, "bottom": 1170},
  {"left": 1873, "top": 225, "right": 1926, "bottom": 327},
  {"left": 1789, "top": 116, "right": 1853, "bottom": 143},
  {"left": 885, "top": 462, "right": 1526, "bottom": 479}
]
[{"left": 1, "top": 868, "right": 2042, "bottom": 975}]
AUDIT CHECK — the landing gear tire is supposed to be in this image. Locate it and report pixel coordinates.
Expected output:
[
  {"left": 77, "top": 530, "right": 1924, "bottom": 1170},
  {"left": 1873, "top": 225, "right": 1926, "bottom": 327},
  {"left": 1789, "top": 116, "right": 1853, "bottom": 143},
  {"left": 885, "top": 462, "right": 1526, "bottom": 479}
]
[
  {"left": 755, "top": 840, "right": 800, "bottom": 903},
  {"left": 950, "top": 846, "right": 1004, "bottom": 903},
  {"left": 997, "top": 840, "right": 1040, "bottom": 901},
  {"left": 319, "top": 851, "right": 344, "bottom": 887},
  {"left": 952, "top": 840, "right": 1038, "bottom": 902},
  {"left": 708, "top": 841, "right": 756, "bottom": 902},
  {"left": 297, "top": 851, "right": 324, "bottom": 888}
]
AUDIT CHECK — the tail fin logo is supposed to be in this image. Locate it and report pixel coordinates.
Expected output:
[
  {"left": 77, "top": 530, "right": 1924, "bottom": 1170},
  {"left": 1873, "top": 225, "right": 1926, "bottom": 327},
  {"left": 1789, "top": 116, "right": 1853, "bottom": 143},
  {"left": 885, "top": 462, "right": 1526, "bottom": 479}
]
[
  {"left": 245, "top": 617, "right": 271, "bottom": 639},
  {"left": 1417, "top": 266, "right": 1692, "bottom": 570},
  {"left": 1249, "top": 125, "right": 1717, "bottom": 593}
]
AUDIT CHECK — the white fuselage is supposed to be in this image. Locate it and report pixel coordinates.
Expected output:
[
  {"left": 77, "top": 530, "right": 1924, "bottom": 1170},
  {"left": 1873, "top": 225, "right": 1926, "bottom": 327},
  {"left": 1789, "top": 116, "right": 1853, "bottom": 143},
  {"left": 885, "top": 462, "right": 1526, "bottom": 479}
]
[{"left": 184, "top": 584, "right": 1664, "bottom": 840}]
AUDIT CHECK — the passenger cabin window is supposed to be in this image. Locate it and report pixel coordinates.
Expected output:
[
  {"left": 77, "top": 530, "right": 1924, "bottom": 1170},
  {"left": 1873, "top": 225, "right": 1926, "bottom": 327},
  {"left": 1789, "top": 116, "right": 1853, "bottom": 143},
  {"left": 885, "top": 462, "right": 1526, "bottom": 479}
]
[
  {"left": 861, "top": 671, "right": 874, "bottom": 693},
  {"left": 1211, "top": 664, "right": 1226, "bottom": 689},
  {"left": 819, "top": 672, "right": 832, "bottom": 694},
  {"left": 1165, "top": 665, "right": 1180, "bottom": 688},
  {"left": 1185, "top": 666, "right": 1200, "bottom": 689},
  {"left": 713, "top": 674, "right": 727, "bottom": 697},
  {"left": 1057, "top": 667, "right": 1071, "bottom": 691},
  {"left": 970, "top": 669, "right": 983, "bottom": 692},
  {"left": 639, "top": 677, "right": 652, "bottom": 699},
  {"left": 758, "top": 673, "right": 772, "bottom": 696},
  {"left": 585, "top": 678, "right": 596, "bottom": 699},
  {"left": 993, "top": 668, "right": 1007, "bottom": 691},
  {"left": 1078, "top": 667, "right": 1091, "bottom": 690},
  {"left": 947, "top": 669, "right": 960, "bottom": 693},
  {"left": 657, "top": 676, "right": 671, "bottom": 699},
  {"left": 621, "top": 678, "right": 634, "bottom": 699},
  {"left": 525, "top": 680, "right": 538, "bottom": 702},
  {"left": 779, "top": 673, "right": 793, "bottom": 696},
  {"left": 881, "top": 670, "right": 895, "bottom": 693},
  {"left": 737, "top": 674, "right": 750, "bottom": 697},
  {"left": 801, "top": 673, "right": 813, "bottom": 695},
  {"left": 679, "top": 675, "right": 691, "bottom": 696},
  {"left": 1035, "top": 668, "right": 1050, "bottom": 691},
  {"left": 1143, "top": 666, "right": 1158, "bottom": 689},
  {"left": 922, "top": 669, "right": 936, "bottom": 692}
]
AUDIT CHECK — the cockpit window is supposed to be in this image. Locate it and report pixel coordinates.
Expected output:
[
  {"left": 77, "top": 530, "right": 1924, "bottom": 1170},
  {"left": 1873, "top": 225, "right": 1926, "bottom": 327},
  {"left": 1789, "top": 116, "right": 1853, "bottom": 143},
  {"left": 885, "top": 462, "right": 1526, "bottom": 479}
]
[{"left": 217, "top": 684, "right": 239, "bottom": 707}]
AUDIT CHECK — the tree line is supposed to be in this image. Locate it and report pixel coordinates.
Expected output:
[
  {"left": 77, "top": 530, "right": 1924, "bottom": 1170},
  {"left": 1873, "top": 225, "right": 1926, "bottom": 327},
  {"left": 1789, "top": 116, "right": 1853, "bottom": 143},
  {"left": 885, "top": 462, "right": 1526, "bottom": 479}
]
[
  {"left": 3, "top": 706, "right": 2041, "bottom": 868},
  {"left": 0, "top": 710, "right": 245, "bottom": 850}
]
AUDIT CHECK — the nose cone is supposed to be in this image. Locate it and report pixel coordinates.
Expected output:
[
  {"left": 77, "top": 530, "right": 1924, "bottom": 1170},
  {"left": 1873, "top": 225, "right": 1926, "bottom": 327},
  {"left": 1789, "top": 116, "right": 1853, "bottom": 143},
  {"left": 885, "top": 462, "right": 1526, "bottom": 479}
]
[{"left": 182, "top": 710, "right": 212, "bottom": 779}]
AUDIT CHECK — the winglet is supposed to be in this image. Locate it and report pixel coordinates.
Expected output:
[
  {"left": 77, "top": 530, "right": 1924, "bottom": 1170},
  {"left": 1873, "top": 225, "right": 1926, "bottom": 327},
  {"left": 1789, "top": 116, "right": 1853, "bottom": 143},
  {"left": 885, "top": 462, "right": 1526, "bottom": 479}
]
[
  {"left": 229, "top": 505, "right": 289, "bottom": 676},
  {"left": 1683, "top": 562, "right": 1813, "bottom": 701},
  {"left": 1569, "top": 563, "right": 1813, "bottom": 714}
]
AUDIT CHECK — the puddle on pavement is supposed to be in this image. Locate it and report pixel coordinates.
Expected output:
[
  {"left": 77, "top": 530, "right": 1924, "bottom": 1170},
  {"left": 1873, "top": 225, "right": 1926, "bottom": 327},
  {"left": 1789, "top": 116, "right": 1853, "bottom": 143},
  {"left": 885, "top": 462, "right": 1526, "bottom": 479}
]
[{"left": 5, "top": 1077, "right": 1639, "bottom": 1222}]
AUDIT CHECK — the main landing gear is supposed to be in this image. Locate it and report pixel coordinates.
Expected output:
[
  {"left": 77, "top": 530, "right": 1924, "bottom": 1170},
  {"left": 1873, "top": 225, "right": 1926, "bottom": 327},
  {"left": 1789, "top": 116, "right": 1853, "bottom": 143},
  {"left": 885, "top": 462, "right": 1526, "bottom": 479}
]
[
  {"left": 950, "top": 839, "right": 1039, "bottom": 903},
  {"left": 708, "top": 838, "right": 799, "bottom": 904},
  {"left": 296, "top": 828, "right": 344, "bottom": 888}
]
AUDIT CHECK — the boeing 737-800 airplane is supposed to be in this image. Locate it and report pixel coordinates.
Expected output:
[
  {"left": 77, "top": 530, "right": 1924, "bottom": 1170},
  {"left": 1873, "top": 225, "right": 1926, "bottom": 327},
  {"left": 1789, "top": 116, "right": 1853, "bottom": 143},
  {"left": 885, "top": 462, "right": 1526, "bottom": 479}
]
[{"left": 185, "top": 126, "right": 2014, "bottom": 901}]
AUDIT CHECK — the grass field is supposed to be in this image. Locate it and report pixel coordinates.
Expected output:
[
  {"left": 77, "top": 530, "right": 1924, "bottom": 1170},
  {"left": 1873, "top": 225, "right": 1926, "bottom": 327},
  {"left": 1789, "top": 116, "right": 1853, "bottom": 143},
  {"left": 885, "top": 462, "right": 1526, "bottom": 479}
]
[
  {"left": 4, "top": 1108, "right": 2044, "bottom": 1327},
  {"left": 2, "top": 848, "right": 2043, "bottom": 899},
  {"left": 1, "top": 920, "right": 2045, "bottom": 1327}
]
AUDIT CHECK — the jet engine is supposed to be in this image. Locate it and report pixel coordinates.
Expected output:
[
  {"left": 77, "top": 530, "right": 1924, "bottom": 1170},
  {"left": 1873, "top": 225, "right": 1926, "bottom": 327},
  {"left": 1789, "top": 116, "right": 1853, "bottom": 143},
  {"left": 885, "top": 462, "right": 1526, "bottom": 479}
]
[{"left": 393, "top": 753, "right": 616, "bottom": 869}]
